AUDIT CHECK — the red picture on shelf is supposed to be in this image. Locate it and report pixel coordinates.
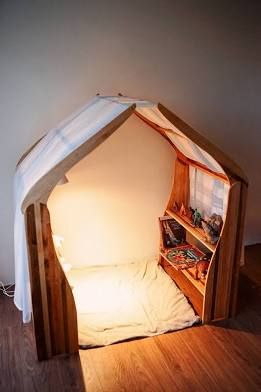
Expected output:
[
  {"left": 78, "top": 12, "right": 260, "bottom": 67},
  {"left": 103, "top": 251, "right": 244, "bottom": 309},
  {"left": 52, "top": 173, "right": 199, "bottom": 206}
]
[{"left": 165, "top": 244, "right": 205, "bottom": 270}]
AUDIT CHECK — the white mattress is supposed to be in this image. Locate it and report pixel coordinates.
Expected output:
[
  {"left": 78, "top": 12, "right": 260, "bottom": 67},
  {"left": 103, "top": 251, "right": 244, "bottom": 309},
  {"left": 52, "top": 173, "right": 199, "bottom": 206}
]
[{"left": 68, "top": 261, "right": 200, "bottom": 347}]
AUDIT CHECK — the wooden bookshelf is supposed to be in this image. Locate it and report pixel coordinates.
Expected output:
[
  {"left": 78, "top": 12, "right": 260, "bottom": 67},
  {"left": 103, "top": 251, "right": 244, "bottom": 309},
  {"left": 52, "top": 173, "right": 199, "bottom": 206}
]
[{"left": 165, "top": 209, "right": 216, "bottom": 252}]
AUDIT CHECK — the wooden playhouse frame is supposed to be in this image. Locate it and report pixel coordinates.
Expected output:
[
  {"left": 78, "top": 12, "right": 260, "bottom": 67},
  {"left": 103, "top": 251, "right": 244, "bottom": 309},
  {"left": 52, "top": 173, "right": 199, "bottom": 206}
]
[{"left": 18, "top": 102, "right": 247, "bottom": 360}]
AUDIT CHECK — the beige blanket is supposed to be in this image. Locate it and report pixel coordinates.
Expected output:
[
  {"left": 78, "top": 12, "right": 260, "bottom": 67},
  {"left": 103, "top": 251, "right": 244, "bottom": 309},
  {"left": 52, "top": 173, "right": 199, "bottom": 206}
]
[{"left": 68, "top": 261, "right": 200, "bottom": 346}]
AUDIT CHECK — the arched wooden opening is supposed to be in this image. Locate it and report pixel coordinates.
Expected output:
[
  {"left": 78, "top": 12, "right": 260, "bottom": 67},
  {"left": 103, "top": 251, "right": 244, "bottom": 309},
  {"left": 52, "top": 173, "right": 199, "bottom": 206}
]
[{"left": 19, "top": 100, "right": 247, "bottom": 360}]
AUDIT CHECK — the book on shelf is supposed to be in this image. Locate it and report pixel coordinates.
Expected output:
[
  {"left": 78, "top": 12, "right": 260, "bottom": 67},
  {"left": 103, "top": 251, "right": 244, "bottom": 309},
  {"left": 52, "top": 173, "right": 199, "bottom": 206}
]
[
  {"left": 164, "top": 244, "right": 205, "bottom": 270},
  {"left": 159, "top": 216, "right": 186, "bottom": 249}
]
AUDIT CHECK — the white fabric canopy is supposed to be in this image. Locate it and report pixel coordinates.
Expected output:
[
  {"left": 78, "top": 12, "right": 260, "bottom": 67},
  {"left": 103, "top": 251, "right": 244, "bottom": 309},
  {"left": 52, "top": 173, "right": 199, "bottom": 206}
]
[{"left": 14, "top": 95, "right": 224, "bottom": 322}]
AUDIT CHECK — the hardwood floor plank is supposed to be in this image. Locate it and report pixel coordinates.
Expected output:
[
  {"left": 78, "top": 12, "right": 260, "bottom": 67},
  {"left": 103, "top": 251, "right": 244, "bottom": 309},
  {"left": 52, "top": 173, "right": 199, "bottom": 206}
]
[
  {"left": 0, "top": 326, "right": 25, "bottom": 391},
  {"left": 80, "top": 350, "right": 104, "bottom": 392},
  {"left": 207, "top": 325, "right": 261, "bottom": 390},
  {"left": 154, "top": 330, "right": 212, "bottom": 392},
  {"left": 0, "top": 244, "right": 261, "bottom": 392},
  {"left": 181, "top": 326, "right": 258, "bottom": 392}
]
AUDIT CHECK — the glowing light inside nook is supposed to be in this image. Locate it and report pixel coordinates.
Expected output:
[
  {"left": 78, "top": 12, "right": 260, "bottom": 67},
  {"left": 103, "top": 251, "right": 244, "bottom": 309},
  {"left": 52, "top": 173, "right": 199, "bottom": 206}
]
[
  {"left": 62, "top": 263, "right": 72, "bottom": 273},
  {"left": 69, "top": 267, "right": 141, "bottom": 314},
  {"left": 53, "top": 234, "right": 64, "bottom": 249},
  {"left": 52, "top": 234, "right": 72, "bottom": 273},
  {"left": 47, "top": 114, "right": 175, "bottom": 269}
]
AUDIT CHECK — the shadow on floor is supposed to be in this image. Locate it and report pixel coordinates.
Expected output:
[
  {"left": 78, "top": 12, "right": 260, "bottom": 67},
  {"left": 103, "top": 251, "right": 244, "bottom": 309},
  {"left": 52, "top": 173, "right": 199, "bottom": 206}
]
[
  {"left": 212, "top": 268, "right": 261, "bottom": 335},
  {"left": 0, "top": 294, "right": 87, "bottom": 392}
]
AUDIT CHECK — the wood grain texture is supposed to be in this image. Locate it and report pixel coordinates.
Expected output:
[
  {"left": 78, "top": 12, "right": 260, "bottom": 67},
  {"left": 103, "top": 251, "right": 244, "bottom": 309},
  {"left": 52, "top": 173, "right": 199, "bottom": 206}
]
[
  {"left": 202, "top": 253, "right": 216, "bottom": 323},
  {"left": 160, "top": 257, "right": 203, "bottom": 317},
  {"left": 34, "top": 203, "right": 52, "bottom": 357},
  {"left": 230, "top": 182, "right": 248, "bottom": 316},
  {"left": 25, "top": 204, "right": 49, "bottom": 360},
  {"left": 167, "top": 158, "right": 190, "bottom": 210},
  {"left": 213, "top": 180, "right": 241, "bottom": 319},
  {"left": 1, "top": 245, "right": 260, "bottom": 391},
  {"left": 25, "top": 203, "right": 78, "bottom": 360},
  {"left": 41, "top": 203, "right": 78, "bottom": 356}
]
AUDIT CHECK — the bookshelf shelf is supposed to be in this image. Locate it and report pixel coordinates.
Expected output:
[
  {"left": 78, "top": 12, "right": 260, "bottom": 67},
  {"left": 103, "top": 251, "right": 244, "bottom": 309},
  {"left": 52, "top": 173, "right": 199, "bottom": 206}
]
[
  {"left": 160, "top": 251, "right": 205, "bottom": 296},
  {"left": 165, "top": 209, "right": 216, "bottom": 252}
]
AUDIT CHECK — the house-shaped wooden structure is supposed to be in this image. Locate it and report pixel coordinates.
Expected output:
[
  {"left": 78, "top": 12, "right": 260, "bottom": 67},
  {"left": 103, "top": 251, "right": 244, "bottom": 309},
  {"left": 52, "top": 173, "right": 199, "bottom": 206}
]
[{"left": 14, "top": 95, "right": 247, "bottom": 360}]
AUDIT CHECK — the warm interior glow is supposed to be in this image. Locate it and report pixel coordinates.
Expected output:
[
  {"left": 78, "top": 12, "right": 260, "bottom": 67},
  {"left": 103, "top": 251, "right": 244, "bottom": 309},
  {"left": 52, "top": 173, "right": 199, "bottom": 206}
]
[
  {"left": 62, "top": 262, "right": 72, "bottom": 273},
  {"left": 48, "top": 115, "right": 175, "bottom": 268},
  {"left": 52, "top": 234, "right": 64, "bottom": 249},
  {"left": 69, "top": 270, "right": 137, "bottom": 313}
]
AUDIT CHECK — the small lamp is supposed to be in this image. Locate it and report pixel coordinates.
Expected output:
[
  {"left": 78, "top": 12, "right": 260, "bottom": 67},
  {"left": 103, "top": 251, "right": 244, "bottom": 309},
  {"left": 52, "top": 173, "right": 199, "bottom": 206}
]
[{"left": 52, "top": 234, "right": 72, "bottom": 274}]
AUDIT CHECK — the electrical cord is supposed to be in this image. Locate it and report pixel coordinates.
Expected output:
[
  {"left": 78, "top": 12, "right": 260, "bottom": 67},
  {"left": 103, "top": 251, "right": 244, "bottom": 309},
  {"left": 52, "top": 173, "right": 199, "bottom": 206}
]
[{"left": 0, "top": 281, "right": 15, "bottom": 298}]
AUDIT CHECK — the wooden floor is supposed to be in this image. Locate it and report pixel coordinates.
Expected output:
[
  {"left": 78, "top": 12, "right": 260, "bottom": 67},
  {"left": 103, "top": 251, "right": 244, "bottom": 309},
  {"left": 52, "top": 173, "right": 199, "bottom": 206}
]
[{"left": 1, "top": 245, "right": 261, "bottom": 392}]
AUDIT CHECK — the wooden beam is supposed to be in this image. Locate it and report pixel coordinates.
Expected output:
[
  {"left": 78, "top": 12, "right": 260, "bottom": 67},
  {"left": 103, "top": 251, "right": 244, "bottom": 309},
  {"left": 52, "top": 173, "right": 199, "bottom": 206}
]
[
  {"left": 41, "top": 204, "right": 78, "bottom": 356},
  {"left": 229, "top": 182, "right": 248, "bottom": 316},
  {"left": 213, "top": 180, "right": 241, "bottom": 319},
  {"left": 167, "top": 158, "right": 190, "bottom": 210},
  {"left": 202, "top": 253, "right": 217, "bottom": 323},
  {"left": 34, "top": 203, "right": 52, "bottom": 357},
  {"left": 25, "top": 204, "right": 49, "bottom": 360}
]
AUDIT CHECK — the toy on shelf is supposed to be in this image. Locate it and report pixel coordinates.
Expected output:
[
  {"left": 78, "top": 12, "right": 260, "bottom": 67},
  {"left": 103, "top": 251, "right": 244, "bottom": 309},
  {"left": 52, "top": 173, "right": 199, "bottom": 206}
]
[
  {"left": 191, "top": 208, "right": 202, "bottom": 227},
  {"left": 187, "top": 207, "right": 193, "bottom": 220},
  {"left": 201, "top": 213, "right": 223, "bottom": 244},
  {"left": 173, "top": 202, "right": 179, "bottom": 212},
  {"left": 179, "top": 203, "right": 187, "bottom": 216},
  {"left": 195, "top": 258, "right": 210, "bottom": 280}
]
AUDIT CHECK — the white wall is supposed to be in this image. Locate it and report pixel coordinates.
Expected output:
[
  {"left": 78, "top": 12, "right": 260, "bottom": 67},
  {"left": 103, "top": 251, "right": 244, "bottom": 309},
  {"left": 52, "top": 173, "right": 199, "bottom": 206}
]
[
  {"left": 0, "top": 0, "right": 260, "bottom": 283},
  {"left": 48, "top": 115, "right": 174, "bottom": 267}
]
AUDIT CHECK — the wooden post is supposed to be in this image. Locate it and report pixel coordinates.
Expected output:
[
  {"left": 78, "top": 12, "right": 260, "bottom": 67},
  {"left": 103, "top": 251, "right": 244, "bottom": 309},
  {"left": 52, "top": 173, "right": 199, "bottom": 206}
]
[
  {"left": 25, "top": 203, "right": 78, "bottom": 360},
  {"left": 167, "top": 157, "right": 190, "bottom": 210}
]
